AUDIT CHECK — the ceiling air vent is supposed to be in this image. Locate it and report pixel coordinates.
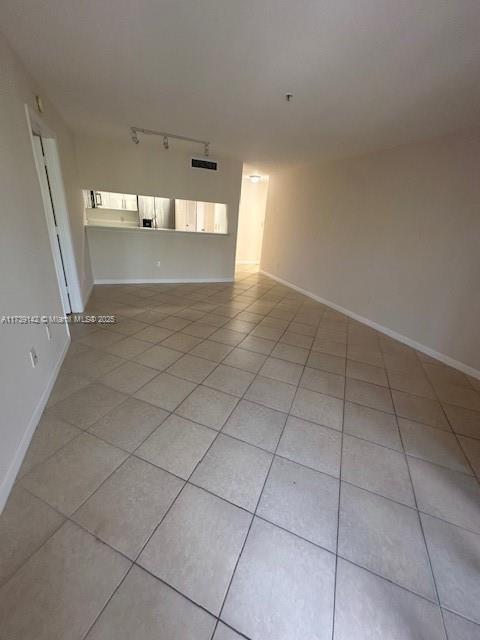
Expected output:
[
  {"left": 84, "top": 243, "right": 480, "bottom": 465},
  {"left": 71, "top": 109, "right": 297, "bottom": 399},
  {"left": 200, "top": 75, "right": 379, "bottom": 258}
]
[{"left": 191, "top": 157, "right": 219, "bottom": 171}]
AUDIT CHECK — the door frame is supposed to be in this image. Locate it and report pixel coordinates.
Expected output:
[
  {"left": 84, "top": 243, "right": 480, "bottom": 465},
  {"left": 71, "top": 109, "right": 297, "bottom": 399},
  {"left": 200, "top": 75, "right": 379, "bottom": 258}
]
[{"left": 25, "top": 104, "right": 83, "bottom": 313}]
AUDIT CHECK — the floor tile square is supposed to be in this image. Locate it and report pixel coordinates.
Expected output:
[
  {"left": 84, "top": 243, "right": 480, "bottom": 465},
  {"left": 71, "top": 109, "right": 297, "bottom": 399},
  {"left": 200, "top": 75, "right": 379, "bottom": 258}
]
[
  {"left": 458, "top": 435, "right": 480, "bottom": 477},
  {"left": 182, "top": 322, "right": 217, "bottom": 338},
  {"left": 422, "top": 513, "right": 480, "bottom": 624},
  {"left": 222, "top": 518, "right": 335, "bottom": 640},
  {"left": 291, "top": 387, "right": 343, "bottom": 429},
  {"left": 347, "top": 346, "right": 384, "bottom": 368},
  {"left": 408, "top": 457, "right": 480, "bottom": 532},
  {"left": 21, "top": 432, "right": 128, "bottom": 515},
  {"left": 191, "top": 434, "right": 272, "bottom": 511},
  {"left": 277, "top": 416, "right": 341, "bottom": 476},
  {"left": 103, "top": 336, "right": 151, "bottom": 359},
  {"left": 339, "top": 483, "right": 436, "bottom": 599},
  {"left": 133, "top": 325, "right": 173, "bottom": 344},
  {"left": 343, "top": 401, "right": 402, "bottom": 450},
  {"left": 18, "top": 413, "right": 81, "bottom": 477},
  {"left": 0, "top": 521, "right": 130, "bottom": 640},
  {"left": 346, "top": 359, "right": 388, "bottom": 387},
  {"left": 189, "top": 339, "right": 234, "bottom": 362},
  {"left": 166, "top": 353, "right": 217, "bottom": 383},
  {"left": 0, "top": 487, "right": 64, "bottom": 587},
  {"left": 280, "top": 330, "right": 313, "bottom": 349},
  {"left": 392, "top": 390, "right": 449, "bottom": 429},
  {"left": 133, "top": 345, "right": 183, "bottom": 370},
  {"left": 176, "top": 385, "right": 238, "bottom": 429},
  {"left": 203, "top": 364, "right": 255, "bottom": 397},
  {"left": 312, "top": 338, "right": 347, "bottom": 358},
  {"left": 134, "top": 373, "right": 196, "bottom": 411},
  {"left": 260, "top": 356, "right": 303, "bottom": 385},
  {"left": 434, "top": 382, "right": 480, "bottom": 411},
  {"left": 257, "top": 456, "right": 339, "bottom": 551},
  {"left": 78, "top": 330, "right": 124, "bottom": 350},
  {"left": 271, "top": 342, "right": 309, "bottom": 365},
  {"left": 156, "top": 316, "right": 192, "bottom": 331},
  {"left": 342, "top": 435, "right": 415, "bottom": 506},
  {"left": 345, "top": 378, "right": 393, "bottom": 413},
  {"left": 212, "top": 622, "right": 244, "bottom": 639},
  {"left": 160, "top": 332, "right": 204, "bottom": 352},
  {"left": 46, "top": 371, "right": 91, "bottom": 407},
  {"left": 222, "top": 399, "right": 287, "bottom": 452},
  {"left": 238, "top": 334, "right": 276, "bottom": 355},
  {"left": 138, "top": 485, "right": 251, "bottom": 614},
  {"left": 443, "top": 610, "right": 480, "bottom": 640},
  {"left": 136, "top": 414, "right": 216, "bottom": 479},
  {"left": 245, "top": 375, "right": 296, "bottom": 412},
  {"left": 209, "top": 328, "right": 246, "bottom": 346},
  {"left": 50, "top": 383, "right": 127, "bottom": 429},
  {"left": 99, "top": 361, "right": 157, "bottom": 394},
  {"left": 63, "top": 348, "right": 125, "bottom": 380},
  {"left": 443, "top": 404, "right": 480, "bottom": 438},
  {"left": 222, "top": 347, "right": 267, "bottom": 373},
  {"left": 300, "top": 367, "right": 345, "bottom": 399},
  {"left": 388, "top": 370, "right": 436, "bottom": 399},
  {"left": 334, "top": 558, "right": 446, "bottom": 640},
  {"left": 288, "top": 321, "right": 317, "bottom": 337},
  {"left": 89, "top": 397, "right": 168, "bottom": 452},
  {"left": 307, "top": 351, "right": 345, "bottom": 375},
  {"left": 200, "top": 313, "right": 230, "bottom": 328},
  {"left": 73, "top": 457, "right": 183, "bottom": 558},
  {"left": 86, "top": 565, "right": 216, "bottom": 640},
  {"left": 399, "top": 418, "right": 471, "bottom": 473}
]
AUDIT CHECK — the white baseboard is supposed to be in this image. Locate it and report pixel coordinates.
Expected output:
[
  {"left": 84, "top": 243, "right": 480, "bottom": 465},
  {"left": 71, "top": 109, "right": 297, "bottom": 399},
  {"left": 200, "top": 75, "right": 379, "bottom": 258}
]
[
  {"left": 0, "top": 337, "right": 71, "bottom": 513},
  {"left": 260, "top": 269, "right": 480, "bottom": 380},
  {"left": 94, "top": 277, "right": 234, "bottom": 284}
]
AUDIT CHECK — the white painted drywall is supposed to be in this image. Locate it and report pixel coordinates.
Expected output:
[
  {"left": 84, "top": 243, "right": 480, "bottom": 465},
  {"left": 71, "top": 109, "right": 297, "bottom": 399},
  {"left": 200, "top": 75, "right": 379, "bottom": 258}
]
[
  {"left": 261, "top": 129, "right": 480, "bottom": 373},
  {"left": 236, "top": 175, "right": 268, "bottom": 264},
  {"left": 75, "top": 135, "right": 243, "bottom": 282},
  {"left": 0, "top": 34, "right": 91, "bottom": 510},
  {"left": 87, "top": 227, "right": 235, "bottom": 282}
]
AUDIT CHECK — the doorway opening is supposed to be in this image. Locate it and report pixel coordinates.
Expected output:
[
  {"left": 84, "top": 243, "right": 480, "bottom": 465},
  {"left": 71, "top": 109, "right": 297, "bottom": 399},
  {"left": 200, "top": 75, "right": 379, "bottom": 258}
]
[
  {"left": 235, "top": 165, "right": 269, "bottom": 267},
  {"left": 26, "top": 105, "right": 82, "bottom": 315}
]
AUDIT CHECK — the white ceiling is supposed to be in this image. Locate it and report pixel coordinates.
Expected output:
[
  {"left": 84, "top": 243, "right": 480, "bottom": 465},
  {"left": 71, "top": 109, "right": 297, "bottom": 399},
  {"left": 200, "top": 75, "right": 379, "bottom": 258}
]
[{"left": 2, "top": 0, "right": 480, "bottom": 166}]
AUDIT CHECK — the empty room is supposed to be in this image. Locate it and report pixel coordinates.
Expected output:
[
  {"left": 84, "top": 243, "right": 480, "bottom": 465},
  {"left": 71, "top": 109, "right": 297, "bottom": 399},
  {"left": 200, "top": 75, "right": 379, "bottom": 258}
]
[{"left": 1, "top": 1, "right": 480, "bottom": 639}]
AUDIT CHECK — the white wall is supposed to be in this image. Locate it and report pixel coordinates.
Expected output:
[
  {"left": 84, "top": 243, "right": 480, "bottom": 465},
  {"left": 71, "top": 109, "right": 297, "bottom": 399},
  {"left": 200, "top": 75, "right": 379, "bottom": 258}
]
[
  {"left": 0, "top": 34, "right": 91, "bottom": 510},
  {"left": 236, "top": 174, "right": 268, "bottom": 264},
  {"left": 261, "top": 129, "right": 480, "bottom": 374},
  {"left": 87, "top": 227, "right": 235, "bottom": 283},
  {"left": 75, "top": 135, "right": 243, "bottom": 282}
]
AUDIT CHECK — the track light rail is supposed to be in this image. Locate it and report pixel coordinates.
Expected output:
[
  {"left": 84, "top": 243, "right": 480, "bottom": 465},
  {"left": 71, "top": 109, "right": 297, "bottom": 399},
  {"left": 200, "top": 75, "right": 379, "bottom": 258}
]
[{"left": 130, "top": 126, "right": 210, "bottom": 156}]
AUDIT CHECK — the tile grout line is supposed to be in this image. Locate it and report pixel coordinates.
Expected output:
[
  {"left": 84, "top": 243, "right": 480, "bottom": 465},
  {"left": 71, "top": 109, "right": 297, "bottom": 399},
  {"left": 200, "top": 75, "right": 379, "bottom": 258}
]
[
  {"left": 388, "top": 348, "right": 449, "bottom": 639},
  {"left": 6, "top": 270, "right": 479, "bottom": 639},
  {"left": 331, "top": 306, "right": 348, "bottom": 640}
]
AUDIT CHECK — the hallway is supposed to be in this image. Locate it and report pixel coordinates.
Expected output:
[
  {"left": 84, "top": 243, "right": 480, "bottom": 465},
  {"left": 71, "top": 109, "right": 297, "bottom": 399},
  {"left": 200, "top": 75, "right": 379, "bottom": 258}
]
[{"left": 0, "top": 265, "right": 479, "bottom": 639}]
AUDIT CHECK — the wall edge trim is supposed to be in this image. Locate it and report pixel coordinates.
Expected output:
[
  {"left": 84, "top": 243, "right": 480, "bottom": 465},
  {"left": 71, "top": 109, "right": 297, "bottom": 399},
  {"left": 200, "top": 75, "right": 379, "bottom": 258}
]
[{"left": 260, "top": 269, "right": 480, "bottom": 380}]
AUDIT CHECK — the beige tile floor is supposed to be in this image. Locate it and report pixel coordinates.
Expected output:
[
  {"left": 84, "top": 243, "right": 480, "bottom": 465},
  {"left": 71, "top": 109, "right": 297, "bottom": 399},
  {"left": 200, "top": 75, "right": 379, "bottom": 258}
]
[{"left": 1, "top": 264, "right": 480, "bottom": 639}]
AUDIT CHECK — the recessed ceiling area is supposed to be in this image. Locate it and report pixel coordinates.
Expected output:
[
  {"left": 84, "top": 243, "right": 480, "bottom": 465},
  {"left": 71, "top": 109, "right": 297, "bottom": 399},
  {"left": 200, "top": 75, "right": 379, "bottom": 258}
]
[{"left": 1, "top": 0, "right": 480, "bottom": 165}]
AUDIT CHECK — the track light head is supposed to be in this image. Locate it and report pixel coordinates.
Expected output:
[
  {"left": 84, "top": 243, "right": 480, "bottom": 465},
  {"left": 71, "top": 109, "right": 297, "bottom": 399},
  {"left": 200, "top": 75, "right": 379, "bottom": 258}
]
[
  {"left": 131, "top": 128, "right": 139, "bottom": 144},
  {"left": 163, "top": 135, "right": 169, "bottom": 150}
]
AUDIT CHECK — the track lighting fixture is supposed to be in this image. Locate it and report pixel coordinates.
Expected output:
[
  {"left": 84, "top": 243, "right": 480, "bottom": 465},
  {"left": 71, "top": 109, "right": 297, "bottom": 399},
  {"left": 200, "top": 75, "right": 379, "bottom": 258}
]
[{"left": 129, "top": 126, "right": 211, "bottom": 156}]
